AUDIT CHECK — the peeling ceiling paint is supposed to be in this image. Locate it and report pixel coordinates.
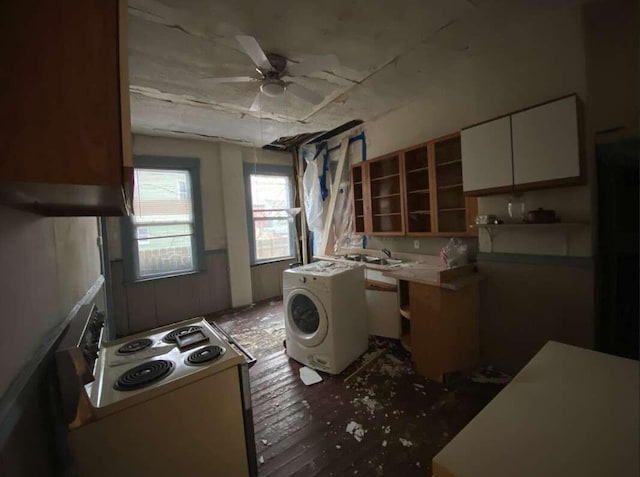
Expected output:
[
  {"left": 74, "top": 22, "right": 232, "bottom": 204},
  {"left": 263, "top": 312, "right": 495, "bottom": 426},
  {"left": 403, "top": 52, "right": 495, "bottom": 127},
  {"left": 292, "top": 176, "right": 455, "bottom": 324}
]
[{"left": 128, "top": 0, "right": 587, "bottom": 145}]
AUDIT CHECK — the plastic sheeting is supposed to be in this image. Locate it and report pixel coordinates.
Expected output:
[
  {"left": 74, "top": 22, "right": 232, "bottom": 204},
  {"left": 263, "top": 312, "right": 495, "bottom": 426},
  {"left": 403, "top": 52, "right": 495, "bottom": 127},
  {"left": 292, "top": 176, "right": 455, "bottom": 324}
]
[
  {"left": 302, "top": 150, "right": 324, "bottom": 238},
  {"left": 301, "top": 130, "right": 366, "bottom": 257}
]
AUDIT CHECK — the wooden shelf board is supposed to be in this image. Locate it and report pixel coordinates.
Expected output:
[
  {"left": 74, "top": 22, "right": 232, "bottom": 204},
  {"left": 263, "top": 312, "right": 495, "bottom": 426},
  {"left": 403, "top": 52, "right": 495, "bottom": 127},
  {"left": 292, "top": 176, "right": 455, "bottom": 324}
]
[
  {"left": 370, "top": 173, "right": 400, "bottom": 182},
  {"left": 471, "top": 222, "right": 589, "bottom": 229},
  {"left": 400, "top": 305, "right": 411, "bottom": 320},
  {"left": 436, "top": 159, "right": 462, "bottom": 167},
  {"left": 353, "top": 181, "right": 363, "bottom": 185},
  {"left": 372, "top": 193, "right": 401, "bottom": 200},
  {"left": 373, "top": 212, "right": 402, "bottom": 217},
  {"left": 355, "top": 197, "right": 364, "bottom": 201},
  {"left": 408, "top": 188, "right": 430, "bottom": 194},
  {"left": 438, "top": 183, "right": 463, "bottom": 191},
  {"left": 409, "top": 210, "right": 431, "bottom": 215},
  {"left": 407, "top": 166, "right": 429, "bottom": 174},
  {"left": 439, "top": 207, "right": 466, "bottom": 212}
]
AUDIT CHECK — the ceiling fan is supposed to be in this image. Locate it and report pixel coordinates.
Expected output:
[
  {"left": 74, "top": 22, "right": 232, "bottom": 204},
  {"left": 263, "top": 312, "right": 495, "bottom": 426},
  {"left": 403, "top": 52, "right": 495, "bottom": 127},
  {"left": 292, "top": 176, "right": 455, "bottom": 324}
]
[{"left": 204, "top": 35, "right": 338, "bottom": 111}]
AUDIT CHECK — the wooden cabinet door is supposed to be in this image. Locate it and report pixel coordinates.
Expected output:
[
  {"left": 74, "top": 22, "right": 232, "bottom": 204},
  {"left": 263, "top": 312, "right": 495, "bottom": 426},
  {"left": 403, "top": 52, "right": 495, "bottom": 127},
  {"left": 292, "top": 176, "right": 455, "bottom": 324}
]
[
  {"left": 512, "top": 95, "right": 580, "bottom": 186},
  {"left": 461, "top": 117, "right": 513, "bottom": 194},
  {"left": 0, "top": 0, "right": 131, "bottom": 215}
]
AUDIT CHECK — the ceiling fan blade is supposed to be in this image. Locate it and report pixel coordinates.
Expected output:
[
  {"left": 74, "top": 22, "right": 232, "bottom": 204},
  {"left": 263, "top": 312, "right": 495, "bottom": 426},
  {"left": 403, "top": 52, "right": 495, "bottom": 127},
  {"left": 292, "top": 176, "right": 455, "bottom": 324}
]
[
  {"left": 202, "top": 76, "right": 259, "bottom": 84},
  {"left": 286, "top": 81, "right": 324, "bottom": 105},
  {"left": 236, "top": 35, "right": 272, "bottom": 71},
  {"left": 287, "top": 54, "right": 339, "bottom": 77},
  {"left": 249, "top": 92, "right": 262, "bottom": 112}
]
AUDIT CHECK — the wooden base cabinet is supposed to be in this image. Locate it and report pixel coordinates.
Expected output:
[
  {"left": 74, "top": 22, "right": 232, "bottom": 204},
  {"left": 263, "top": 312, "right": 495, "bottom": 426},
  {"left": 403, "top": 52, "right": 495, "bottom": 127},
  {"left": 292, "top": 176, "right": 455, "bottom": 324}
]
[
  {"left": 408, "top": 281, "right": 479, "bottom": 382},
  {"left": 0, "top": 0, "right": 132, "bottom": 216}
]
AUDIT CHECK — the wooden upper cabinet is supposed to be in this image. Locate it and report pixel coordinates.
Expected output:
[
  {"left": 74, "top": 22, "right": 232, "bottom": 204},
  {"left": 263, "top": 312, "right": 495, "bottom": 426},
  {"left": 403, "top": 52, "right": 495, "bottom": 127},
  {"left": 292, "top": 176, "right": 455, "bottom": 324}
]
[
  {"left": 512, "top": 95, "right": 581, "bottom": 186},
  {"left": 0, "top": 0, "right": 132, "bottom": 216},
  {"left": 461, "top": 116, "right": 513, "bottom": 194},
  {"left": 351, "top": 164, "right": 366, "bottom": 234},
  {"left": 432, "top": 135, "right": 475, "bottom": 235},
  {"left": 352, "top": 134, "right": 477, "bottom": 237},
  {"left": 403, "top": 145, "right": 432, "bottom": 234},
  {"left": 367, "top": 154, "right": 405, "bottom": 235}
]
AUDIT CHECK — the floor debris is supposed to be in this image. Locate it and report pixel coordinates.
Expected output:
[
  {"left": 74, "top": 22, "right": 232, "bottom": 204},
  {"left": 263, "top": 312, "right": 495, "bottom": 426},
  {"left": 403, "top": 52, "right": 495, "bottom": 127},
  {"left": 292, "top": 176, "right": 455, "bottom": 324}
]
[
  {"left": 472, "top": 365, "right": 512, "bottom": 384},
  {"left": 258, "top": 456, "right": 264, "bottom": 465},
  {"left": 399, "top": 438, "right": 414, "bottom": 447},
  {"left": 346, "top": 421, "right": 366, "bottom": 442},
  {"left": 260, "top": 439, "right": 270, "bottom": 446},
  {"left": 344, "top": 349, "right": 386, "bottom": 384},
  {"left": 211, "top": 300, "right": 505, "bottom": 476},
  {"left": 351, "top": 395, "right": 381, "bottom": 415},
  {"left": 300, "top": 366, "right": 323, "bottom": 386}
]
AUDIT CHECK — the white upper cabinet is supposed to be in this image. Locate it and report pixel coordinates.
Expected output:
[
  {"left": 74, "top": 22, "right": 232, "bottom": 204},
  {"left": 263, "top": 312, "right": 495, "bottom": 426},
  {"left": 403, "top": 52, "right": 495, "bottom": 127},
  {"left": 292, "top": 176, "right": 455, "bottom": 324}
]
[
  {"left": 461, "top": 95, "right": 582, "bottom": 195},
  {"left": 512, "top": 96, "right": 580, "bottom": 185},
  {"left": 461, "top": 116, "right": 513, "bottom": 193}
]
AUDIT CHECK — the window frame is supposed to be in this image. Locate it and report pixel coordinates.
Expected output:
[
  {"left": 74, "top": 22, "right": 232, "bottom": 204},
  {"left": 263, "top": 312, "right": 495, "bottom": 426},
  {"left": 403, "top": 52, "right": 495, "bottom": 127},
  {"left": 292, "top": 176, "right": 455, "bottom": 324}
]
[
  {"left": 121, "top": 156, "right": 206, "bottom": 283},
  {"left": 243, "top": 162, "right": 297, "bottom": 266}
]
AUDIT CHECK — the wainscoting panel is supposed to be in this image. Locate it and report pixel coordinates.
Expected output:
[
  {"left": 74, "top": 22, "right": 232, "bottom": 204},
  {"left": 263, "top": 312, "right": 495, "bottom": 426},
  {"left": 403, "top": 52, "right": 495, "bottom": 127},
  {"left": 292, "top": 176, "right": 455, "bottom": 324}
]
[
  {"left": 477, "top": 257, "right": 594, "bottom": 373},
  {"left": 251, "top": 260, "right": 291, "bottom": 303},
  {"left": 110, "top": 250, "right": 231, "bottom": 337}
]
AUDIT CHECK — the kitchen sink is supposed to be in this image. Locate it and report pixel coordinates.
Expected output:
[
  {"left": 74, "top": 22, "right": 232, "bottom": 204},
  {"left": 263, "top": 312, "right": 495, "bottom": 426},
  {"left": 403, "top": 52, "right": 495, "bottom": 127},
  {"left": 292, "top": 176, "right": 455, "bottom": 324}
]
[
  {"left": 365, "top": 258, "right": 404, "bottom": 266},
  {"left": 342, "top": 254, "right": 404, "bottom": 267}
]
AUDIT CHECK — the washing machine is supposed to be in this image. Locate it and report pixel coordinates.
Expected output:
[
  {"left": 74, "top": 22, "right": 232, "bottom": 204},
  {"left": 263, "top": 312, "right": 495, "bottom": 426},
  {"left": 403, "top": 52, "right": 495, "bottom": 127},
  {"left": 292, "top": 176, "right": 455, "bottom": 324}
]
[{"left": 283, "top": 261, "right": 367, "bottom": 374}]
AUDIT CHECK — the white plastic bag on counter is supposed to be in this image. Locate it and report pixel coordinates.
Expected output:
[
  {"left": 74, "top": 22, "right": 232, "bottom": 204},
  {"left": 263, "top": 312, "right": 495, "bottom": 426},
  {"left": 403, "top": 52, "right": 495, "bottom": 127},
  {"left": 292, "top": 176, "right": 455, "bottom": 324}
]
[{"left": 440, "top": 238, "right": 469, "bottom": 268}]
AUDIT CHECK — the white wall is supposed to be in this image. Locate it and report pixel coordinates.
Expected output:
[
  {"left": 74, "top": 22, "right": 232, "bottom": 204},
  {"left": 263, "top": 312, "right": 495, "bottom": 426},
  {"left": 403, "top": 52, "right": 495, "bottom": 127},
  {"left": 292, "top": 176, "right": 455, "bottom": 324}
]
[
  {"left": 0, "top": 207, "right": 101, "bottom": 396},
  {"left": 362, "top": 3, "right": 592, "bottom": 257}
]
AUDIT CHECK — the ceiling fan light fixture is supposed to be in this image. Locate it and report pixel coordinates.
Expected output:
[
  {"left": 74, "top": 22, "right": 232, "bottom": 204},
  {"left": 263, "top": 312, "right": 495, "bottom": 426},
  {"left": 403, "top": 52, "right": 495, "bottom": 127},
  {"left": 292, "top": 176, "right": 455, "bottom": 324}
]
[{"left": 260, "top": 78, "right": 285, "bottom": 98}]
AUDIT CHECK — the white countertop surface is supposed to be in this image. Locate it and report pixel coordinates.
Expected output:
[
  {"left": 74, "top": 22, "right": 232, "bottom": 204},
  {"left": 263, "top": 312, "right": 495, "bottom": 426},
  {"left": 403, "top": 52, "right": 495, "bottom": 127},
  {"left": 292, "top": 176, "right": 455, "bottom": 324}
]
[{"left": 433, "top": 341, "right": 640, "bottom": 477}]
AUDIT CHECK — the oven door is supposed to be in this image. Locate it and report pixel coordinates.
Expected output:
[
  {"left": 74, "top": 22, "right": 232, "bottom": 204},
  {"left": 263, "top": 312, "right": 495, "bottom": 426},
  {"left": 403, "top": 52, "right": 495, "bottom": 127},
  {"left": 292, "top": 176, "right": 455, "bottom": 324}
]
[{"left": 209, "top": 322, "right": 257, "bottom": 477}]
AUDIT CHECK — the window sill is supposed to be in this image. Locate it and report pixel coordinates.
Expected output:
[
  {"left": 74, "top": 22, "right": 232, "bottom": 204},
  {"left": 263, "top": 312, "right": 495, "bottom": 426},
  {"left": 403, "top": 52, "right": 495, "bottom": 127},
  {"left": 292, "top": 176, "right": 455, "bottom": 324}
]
[
  {"left": 251, "top": 257, "right": 297, "bottom": 268},
  {"left": 125, "top": 269, "right": 205, "bottom": 286}
]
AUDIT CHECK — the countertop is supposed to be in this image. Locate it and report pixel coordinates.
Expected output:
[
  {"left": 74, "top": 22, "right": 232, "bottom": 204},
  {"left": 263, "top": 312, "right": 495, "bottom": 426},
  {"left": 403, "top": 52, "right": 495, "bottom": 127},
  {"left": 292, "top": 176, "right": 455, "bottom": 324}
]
[
  {"left": 383, "top": 267, "right": 482, "bottom": 290},
  {"left": 316, "top": 250, "right": 480, "bottom": 290},
  {"left": 433, "top": 341, "right": 640, "bottom": 477}
]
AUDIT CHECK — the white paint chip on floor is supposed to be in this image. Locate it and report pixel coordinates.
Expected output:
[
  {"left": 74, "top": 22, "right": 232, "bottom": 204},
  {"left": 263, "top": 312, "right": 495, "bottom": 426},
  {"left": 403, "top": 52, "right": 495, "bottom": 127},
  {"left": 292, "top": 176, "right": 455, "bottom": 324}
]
[
  {"left": 346, "top": 421, "right": 366, "bottom": 442},
  {"left": 300, "top": 366, "right": 323, "bottom": 386}
]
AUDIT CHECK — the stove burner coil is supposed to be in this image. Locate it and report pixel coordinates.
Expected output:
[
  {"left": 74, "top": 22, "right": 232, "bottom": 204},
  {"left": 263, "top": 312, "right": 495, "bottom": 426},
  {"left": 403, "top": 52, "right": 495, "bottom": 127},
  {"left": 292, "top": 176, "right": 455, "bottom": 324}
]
[
  {"left": 116, "top": 338, "right": 153, "bottom": 355},
  {"left": 162, "top": 325, "right": 203, "bottom": 344},
  {"left": 114, "top": 360, "right": 174, "bottom": 391},
  {"left": 186, "top": 345, "right": 224, "bottom": 366}
]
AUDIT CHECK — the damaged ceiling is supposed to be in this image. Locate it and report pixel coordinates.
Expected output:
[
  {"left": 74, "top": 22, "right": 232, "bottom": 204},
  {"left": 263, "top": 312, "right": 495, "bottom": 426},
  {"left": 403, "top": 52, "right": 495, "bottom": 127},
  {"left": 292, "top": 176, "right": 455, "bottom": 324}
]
[{"left": 128, "top": 0, "right": 586, "bottom": 146}]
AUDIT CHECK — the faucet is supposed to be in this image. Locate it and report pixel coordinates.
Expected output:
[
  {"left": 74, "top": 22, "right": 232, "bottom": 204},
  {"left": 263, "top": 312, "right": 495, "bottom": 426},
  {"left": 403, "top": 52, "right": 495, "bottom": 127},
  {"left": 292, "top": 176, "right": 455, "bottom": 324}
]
[{"left": 382, "top": 248, "right": 392, "bottom": 258}]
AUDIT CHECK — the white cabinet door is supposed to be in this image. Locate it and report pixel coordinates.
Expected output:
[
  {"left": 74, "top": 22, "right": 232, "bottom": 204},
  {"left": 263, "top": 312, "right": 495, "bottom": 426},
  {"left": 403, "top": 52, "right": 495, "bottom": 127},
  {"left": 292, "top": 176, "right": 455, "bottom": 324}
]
[
  {"left": 512, "top": 96, "right": 580, "bottom": 185},
  {"left": 461, "top": 116, "right": 513, "bottom": 193}
]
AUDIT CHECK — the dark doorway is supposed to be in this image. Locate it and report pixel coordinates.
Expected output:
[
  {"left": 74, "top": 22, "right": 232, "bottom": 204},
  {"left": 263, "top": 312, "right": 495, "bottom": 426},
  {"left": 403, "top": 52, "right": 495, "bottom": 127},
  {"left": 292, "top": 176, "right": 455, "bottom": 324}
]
[{"left": 596, "top": 139, "right": 639, "bottom": 359}]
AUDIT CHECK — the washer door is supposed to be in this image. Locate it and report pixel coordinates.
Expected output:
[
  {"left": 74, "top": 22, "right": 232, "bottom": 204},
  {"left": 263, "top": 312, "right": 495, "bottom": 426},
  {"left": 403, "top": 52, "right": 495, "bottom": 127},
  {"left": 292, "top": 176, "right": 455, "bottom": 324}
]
[{"left": 285, "top": 289, "right": 328, "bottom": 347}]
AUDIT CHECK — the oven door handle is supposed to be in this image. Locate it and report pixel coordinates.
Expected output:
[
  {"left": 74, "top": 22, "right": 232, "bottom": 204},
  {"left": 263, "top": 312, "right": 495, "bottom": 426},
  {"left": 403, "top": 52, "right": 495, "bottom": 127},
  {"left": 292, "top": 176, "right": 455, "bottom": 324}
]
[{"left": 209, "top": 321, "right": 257, "bottom": 368}]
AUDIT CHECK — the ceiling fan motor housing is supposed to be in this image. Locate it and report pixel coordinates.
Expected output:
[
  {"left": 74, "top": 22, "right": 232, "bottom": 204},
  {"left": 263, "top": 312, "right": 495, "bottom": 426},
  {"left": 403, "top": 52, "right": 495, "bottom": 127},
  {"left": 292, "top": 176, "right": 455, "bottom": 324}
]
[{"left": 260, "top": 77, "right": 286, "bottom": 97}]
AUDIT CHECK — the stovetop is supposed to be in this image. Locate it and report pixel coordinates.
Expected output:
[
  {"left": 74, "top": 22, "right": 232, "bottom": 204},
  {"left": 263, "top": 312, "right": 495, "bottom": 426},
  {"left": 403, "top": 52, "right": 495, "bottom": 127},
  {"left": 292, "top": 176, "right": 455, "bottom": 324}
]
[{"left": 88, "top": 317, "right": 245, "bottom": 412}]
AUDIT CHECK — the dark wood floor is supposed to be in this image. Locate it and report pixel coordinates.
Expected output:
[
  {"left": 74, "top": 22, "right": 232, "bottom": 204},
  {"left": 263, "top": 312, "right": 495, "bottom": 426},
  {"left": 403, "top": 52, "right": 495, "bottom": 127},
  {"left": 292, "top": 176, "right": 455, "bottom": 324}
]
[{"left": 211, "top": 299, "right": 503, "bottom": 477}]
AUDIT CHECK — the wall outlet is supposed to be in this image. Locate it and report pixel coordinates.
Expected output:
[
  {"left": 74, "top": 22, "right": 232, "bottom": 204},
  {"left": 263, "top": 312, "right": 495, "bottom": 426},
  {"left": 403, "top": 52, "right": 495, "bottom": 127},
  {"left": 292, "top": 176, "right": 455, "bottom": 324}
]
[{"left": 413, "top": 240, "right": 420, "bottom": 249}]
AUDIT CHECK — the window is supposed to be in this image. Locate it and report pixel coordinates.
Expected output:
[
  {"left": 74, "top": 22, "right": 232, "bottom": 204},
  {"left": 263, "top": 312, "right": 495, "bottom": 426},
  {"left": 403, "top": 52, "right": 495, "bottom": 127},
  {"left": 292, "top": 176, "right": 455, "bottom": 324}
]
[
  {"left": 244, "top": 163, "right": 296, "bottom": 265},
  {"left": 121, "top": 157, "right": 205, "bottom": 281}
]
